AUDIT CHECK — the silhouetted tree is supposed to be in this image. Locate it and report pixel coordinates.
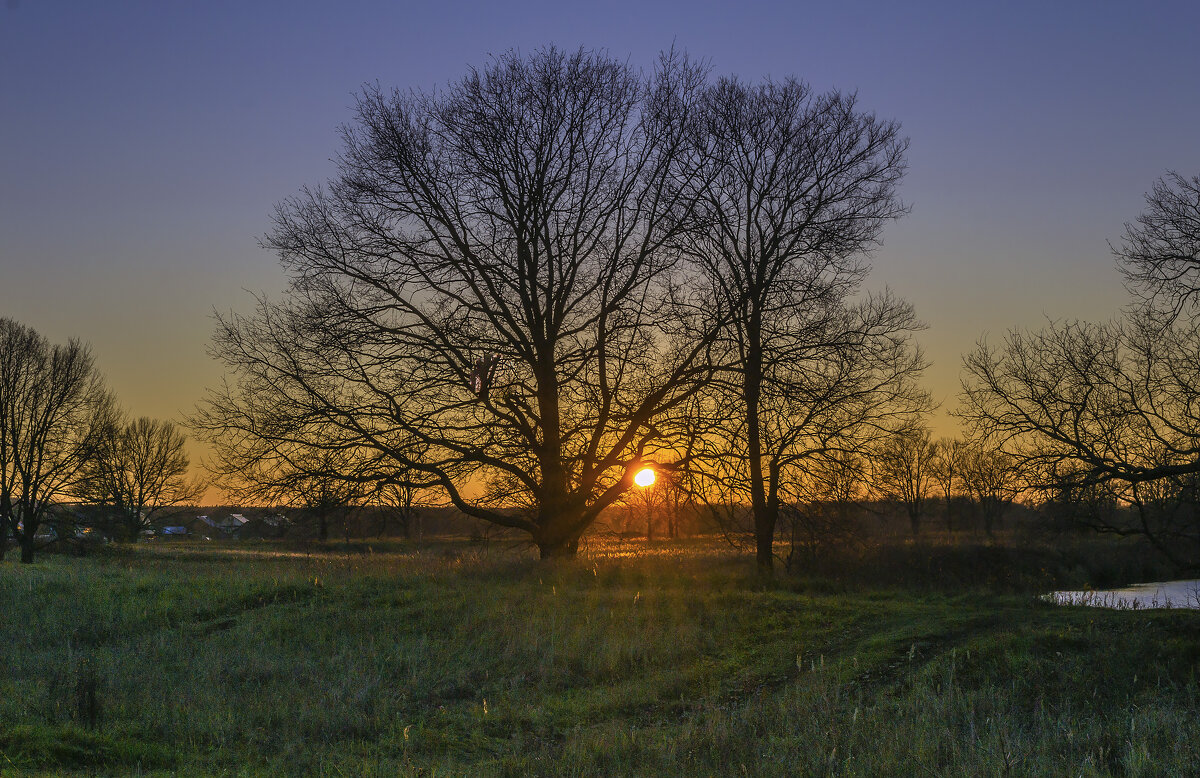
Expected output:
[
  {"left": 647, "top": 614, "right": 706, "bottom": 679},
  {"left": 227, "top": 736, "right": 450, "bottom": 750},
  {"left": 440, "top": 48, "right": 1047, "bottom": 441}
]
[
  {"left": 871, "top": 424, "right": 936, "bottom": 537},
  {"left": 781, "top": 449, "right": 867, "bottom": 568},
  {"left": 0, "top": 318, "right": 107, "bottom": 563},
  {"left": 620, "top": 466, "right": 689, "bottom": 541},
  {"left": 658, "top": 467, "right": 694, "bottom": 539},
  {"left": 74, "top": 414, "right": 203, "bottom": 541},
  {"left": 373, "top": 481, "right": 420, "bottom": 539},
  {"left": 961, "top": 313, "right": 1200, "bottom": 543},
  {"left": 960, "top": 173, "right": 1200, "bottom": 559},
  {"left": 960, "top": 313, "right": 1200, "bottom": 485},
  {"left": 197, "top": 48, "right": 722, "bottom": 558},
  {"left": 930, "top": 436, "right": 967, "bottom": 532},
  {"left": 678, "top": 77, "right": 926, "bottom": 571},
  {"left": 959, "top": 445, "right": 1021, "bottom": 535}
]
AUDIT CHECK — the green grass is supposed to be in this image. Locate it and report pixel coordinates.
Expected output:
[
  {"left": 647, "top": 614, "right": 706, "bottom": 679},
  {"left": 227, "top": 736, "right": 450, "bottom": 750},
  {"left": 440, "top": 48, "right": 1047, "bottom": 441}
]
[{"left": 1, "top": 537, "right": 1198, "bottom": 775}]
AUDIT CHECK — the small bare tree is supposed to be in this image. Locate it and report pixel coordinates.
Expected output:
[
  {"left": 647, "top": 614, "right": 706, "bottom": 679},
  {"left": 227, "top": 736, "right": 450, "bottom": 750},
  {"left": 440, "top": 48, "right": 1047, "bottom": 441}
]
[
  {"left": 619, "top": 466, "right": 691, "bottom": 541},
  {"left": 74, "top": 414, "right": 203, "bottom": 541},
  {"left": 870, "top": 424, "right": 936, "bottom": 537},
  {"left": 930, "top": 436, "right": 967, "bottom": 532},
  {"left": 205, "top": 440, "right": 369, "bottom": 542},
  {"left": 782, "top": 449, "right": 867, "bottom": 568},
  {"left": 372, "top": 481, "right": 420, "bottom": 540},
  {"left": 959, "top": 444, "right": 1021, "bottom": 536}
]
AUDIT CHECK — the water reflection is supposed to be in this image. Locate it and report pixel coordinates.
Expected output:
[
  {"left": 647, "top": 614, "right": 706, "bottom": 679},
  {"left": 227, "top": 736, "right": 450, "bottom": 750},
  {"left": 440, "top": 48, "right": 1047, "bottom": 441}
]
[{"left": 1050, "top": 580, "right": 1200, "bottom": 609}]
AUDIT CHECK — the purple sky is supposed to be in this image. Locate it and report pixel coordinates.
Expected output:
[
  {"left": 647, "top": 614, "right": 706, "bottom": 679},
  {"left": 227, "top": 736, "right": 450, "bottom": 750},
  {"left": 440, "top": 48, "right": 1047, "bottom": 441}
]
[{"left": 2, "top": 1, "right": 1199, "bottom": 491}]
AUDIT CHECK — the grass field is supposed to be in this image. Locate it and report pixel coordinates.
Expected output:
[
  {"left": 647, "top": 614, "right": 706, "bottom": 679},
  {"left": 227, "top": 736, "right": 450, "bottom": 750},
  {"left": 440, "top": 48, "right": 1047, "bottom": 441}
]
[{"left": 2, "top": 536, "right": 1199, "bottom": 775}]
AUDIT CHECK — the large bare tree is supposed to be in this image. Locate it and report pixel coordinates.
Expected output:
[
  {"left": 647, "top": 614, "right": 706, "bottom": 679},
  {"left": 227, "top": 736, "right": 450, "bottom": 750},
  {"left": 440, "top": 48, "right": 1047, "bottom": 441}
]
[
  {"left": 960, "top": 173, "right": 1200, "bottom": 560},
  {"left": 196, "top": 48, "right": 721, "bottom": 557},
  {"left": 0, "top": 318, "right": 107, "bottom": 563},
  {"left": 677, "top": 78, "right": 927, "bottom": 570}
]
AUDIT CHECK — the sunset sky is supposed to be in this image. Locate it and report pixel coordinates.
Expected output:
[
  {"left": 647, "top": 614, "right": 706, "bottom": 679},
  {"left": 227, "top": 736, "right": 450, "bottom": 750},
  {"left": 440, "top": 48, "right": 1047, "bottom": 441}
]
[{"left": 3, "top": 1, "right": 1199, "bottom": 499}]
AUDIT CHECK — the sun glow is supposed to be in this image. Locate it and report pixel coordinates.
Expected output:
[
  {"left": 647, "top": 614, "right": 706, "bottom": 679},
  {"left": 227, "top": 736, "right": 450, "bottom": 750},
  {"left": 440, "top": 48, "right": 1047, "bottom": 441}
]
[{"left": 634, "top": 467, "right": 656, "bottom": 488}]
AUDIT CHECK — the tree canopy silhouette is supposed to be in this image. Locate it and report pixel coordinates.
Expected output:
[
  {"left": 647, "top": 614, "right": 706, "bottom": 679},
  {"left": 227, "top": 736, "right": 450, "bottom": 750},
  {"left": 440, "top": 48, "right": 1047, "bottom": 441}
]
[
  {"left": 0, "top": 318, "right": 107, "bottom": 563},
  {"left": 675, "top": 78, "right": 926, "bottom": 570},
  {"left": 197, "top": 48, "right": 723, "bottom": 558},
  {"left": 961, "top": 172, "right": 1200, "bottom": 564}
]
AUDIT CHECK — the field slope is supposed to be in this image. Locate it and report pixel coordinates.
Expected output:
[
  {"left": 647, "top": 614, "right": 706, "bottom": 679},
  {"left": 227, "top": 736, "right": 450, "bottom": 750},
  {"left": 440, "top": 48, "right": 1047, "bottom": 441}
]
[{"left": 2, "top": 539, "right": 1198, "bottom": 776}]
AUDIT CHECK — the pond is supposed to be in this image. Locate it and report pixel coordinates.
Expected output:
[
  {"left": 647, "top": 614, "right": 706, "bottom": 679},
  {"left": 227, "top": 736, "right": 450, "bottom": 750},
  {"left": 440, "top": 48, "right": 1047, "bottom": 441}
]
[{"left": 1049, "top": 580, "right": 1200, "bottom": 610}]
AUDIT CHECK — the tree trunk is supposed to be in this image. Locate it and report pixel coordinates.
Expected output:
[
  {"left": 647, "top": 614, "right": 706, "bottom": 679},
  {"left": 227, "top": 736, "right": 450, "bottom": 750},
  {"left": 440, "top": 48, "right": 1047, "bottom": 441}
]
[
  {"left": 754, "top": 517, "right": 775, "bottom": 572},
  {"left": 535, "top": 514, "right": 582, "bottom": 559},
  {"left": 0, "top": 500, "right": 12, "bottom": 561},
  {"left": 20, "top": 533, "right": 34, "bottom": 563},
  {"left": 121, "top": 517, "right": 140, "bottom": 544},
  {"left": 745, "top": 318, "right": 773, "bottom": 574},
  {"left": 983, "top": 503, "right": 1000, "bottom": 537},
  {"left": 538, "top": 538, "right": 579, "bottom": 559}
]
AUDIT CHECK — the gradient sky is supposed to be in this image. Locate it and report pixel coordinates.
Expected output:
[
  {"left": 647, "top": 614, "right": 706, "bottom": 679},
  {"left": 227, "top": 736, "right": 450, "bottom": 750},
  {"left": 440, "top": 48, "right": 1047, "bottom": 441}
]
[{"left": 3, "top": 1, "right": 1199, "bottom": 499}]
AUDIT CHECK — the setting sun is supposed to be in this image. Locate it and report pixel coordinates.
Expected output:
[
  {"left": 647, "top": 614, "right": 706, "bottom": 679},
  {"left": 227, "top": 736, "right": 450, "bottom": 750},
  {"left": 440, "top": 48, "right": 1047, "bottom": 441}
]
[{"left": 634, "top": 467, "right": 656, "bottom": 488}]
